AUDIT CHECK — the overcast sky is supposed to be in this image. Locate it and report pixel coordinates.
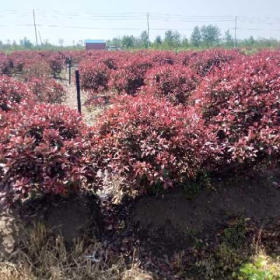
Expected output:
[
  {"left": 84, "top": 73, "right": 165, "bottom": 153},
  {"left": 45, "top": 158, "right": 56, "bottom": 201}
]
[{"left": 1, "top": 0, "right": 280, "bottom": 45}]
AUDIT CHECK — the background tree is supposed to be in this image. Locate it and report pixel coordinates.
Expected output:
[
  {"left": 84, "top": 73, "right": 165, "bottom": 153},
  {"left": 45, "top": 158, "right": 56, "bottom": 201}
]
[
  {"left": 191, "top": 26, "right": 201, "bottom": 47},
  {"left": 140, "top": 31, "right": 149, "bottom": 48},
  {"left": 181, "top": 37, "right": 189, "bottom": 48},
  {"left": 248, "top": 35, "right": 255, "bottom": 46},
  {"left": 163, "top": 30, "right": 181, "bottom": 48},
  {"left": 224, "top": 30, "right": 234, "bottom": 47},
  {"left": 107, "top": 37, "right": 122, "bottom": 49},
  {"left": 153, "top": 35, "right": 162, "bottom": 48},
  {"left": 121, "top": 35, "right": 136, "bottom": 49},
  {"left": 20, "top": 37, "right": 33, "bottom": 49},
  {"left": 200, "top": 25, "right": 221, "bottom": 47}
]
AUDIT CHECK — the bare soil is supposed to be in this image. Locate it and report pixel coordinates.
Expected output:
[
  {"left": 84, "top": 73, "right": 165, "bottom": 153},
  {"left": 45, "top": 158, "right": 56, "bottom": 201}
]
[
  {"left": 131, "top": 169, "right": 280, "bottom": 250},
  {"left": 0, "top": 194, "right": 101, "bottom": 260},
  {"left": 61, "top": 72, "right": 105, "bottom": 126}
]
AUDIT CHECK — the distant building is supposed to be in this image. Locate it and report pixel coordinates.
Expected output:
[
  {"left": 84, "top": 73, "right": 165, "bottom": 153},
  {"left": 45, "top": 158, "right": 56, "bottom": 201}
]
[{"left": 85, "top": 39, "right": 106, "bottom": 50}]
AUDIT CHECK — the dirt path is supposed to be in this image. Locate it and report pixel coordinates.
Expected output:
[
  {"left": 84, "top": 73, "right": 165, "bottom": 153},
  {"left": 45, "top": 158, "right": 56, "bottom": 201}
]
[{"left": 60, "top": 72, "right": 104, "bottom": 126}]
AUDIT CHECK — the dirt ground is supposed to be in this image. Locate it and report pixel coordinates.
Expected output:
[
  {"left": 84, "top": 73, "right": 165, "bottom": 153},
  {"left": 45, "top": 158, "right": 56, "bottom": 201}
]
[
  {"left": 131, "top": 169, "right": 280, "bottom": 250},
  {"left": 61, "top": 72, "right": 105, "bottom": 126}
]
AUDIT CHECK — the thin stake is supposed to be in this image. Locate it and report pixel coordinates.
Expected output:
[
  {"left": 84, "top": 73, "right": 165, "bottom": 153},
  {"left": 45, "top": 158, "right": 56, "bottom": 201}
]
[
  {"left": 75, "top": 70, "right": 82, "bottom": 114},
  {"left": 68, "top": 60, "right": 72, "bottom": 85}
]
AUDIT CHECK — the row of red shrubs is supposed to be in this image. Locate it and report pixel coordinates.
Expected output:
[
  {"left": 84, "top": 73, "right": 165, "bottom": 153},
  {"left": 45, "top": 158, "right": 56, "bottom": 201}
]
[
  {"left": 79, "top": 49, "right": 240, "bottom": 105},
  {"left": 1, "top": 49, "right": 280, "bottom": 205},
  {"left": 0, "top": 50, "right": 91, "bottom": 78}
]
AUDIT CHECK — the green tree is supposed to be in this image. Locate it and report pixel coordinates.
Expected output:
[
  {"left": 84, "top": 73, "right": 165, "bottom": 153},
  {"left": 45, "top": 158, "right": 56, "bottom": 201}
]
[
  {"left": 140, "top": 31, "right": 149, "bottom": 48},
  {"left": 155, "top": 36, "right": 162, "bottom": 44},
  {"left": 182, "top": 37, "right": 189, "bottom": 48},
  {"left": 164, "top": 30, "right": 181, "bottom": 48},
  {"left": 153, "top": 35, "right": 162, "bottom": 48},
  {"left": 191, "top": 26, "right": 201, "bottom": 47},
  {"left": 200, "top": 25, "right": 221, "bottom": 47},
  {"left": 19, "top": 37, "right": 33, "bottom": 49},
  {"left": 248, "top": 35, "right": 255, "bottom": 46},
  {"left": 121, "top": 35, "right": 136, "bottom": 48},
  {"left": 107, "top": 37, "right": 122, "bottom": 49},
  {"left": 224, "top": 30, "right": 234, "bottom": 47}
]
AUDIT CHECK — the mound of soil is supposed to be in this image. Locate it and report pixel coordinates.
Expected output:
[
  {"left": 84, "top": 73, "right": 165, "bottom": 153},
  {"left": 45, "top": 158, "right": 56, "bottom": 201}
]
[
  {"left": 131, "top": 169, "right": 280, "bottom": 249},
  {"left": 0, "top": 193, "right": 101, "bottom": 259},
  {"left": 45, "top": 194, "right": 101, "bottom": 242}
]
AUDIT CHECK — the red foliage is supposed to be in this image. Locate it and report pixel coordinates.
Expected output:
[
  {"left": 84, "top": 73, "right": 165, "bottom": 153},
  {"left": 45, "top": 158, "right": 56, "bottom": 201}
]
[
  {"left": 91, "top": 94, "right": 218, "bottom": 195},
  {"left": 28, "top": 78, "right": 66, "bottom": 104},
  {"left": 79, "top": 59, "right": 112, "bottom": 92},
  {"left": 192, "top": 54, "right": 280, "bottom": 168},
  {"left": 22, "top": 60, "right": 52, "bottom": 80},
  {"left": 109, "top": 55, "right": 152, "bottom": 95},
  {"left": 186, "top": 49, "right": 240, "bottom": 76},
  {"left": 0, "top": 53, "right": 12, "bottom": 74},
  {"left": 1, "top": 49, "right": 280, "bottom": 200},
  {"left": 146, "top": 50, "right": 177, "bottom": 66},
  {"left": 0, "top": 75, "right": 33, "bottom": 112},
  {"left": 144, "top": 64, "right": 199, "bottom": 105},
  {"left": 0, "top": 104, "right": 93, "bottom": 204},
  {"left": 7, "top": 50, "right": 67, "bottom": 78},
  {"left": 42, "top": 51, "right": 65, "bottom": 78}
]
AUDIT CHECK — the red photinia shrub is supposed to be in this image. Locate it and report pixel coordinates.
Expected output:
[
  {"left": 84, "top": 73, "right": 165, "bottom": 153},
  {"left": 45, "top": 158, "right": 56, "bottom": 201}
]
[
  {"left": 62, "top": 50, "right": 87, "bottom": 64},
  {"left": 176, "top": 50, "right": 198, "bottom": 66},
  {"left": 144, "top": 64, "right": 200, "bottom": 105},
  {"left": 109, "top": 56, "right": 152, "bottom": 95},
  {"left": 0, "top": 104, "right": 94, "bottom": 204},
  {"left": 146, "top": 50, "right": 177, "bottom": 66},
  {"left": 192, "top": 54, "right": 280, "bottom": 168},
  {"left": 7, "top": 50, "right": 65, "bottom": 78},
  {"left": 28, "top": 78, "right": 66, "bottom": 104},
  {"left": 22, "top": 59, "right": 52, "bottom": 80},
  {"left": 187, "top": 49, "right": 240, "bottom": 77},
  {"left": 0, "top": 75, "right": 33, "bottom": 112},
  {"left": 8, "top": 51, "right": 45, "bottom": 74},
  {"left": 42, "top": 51, "right": 65, "bottom": 78},
  {"left": 91, "top": 94, "right": 218, "bottom": 196},
  {"left": 8, "top": 51, "right": 27, "bottom": 72},
  {"left": 79, "top": 53, "right": 124, "bottom": 105},
  {"left": 79, "top": 59, "right": 112, "bottom": 92},
  {"left": 0, "top": 53, "right": 12, "bottom": 74}
]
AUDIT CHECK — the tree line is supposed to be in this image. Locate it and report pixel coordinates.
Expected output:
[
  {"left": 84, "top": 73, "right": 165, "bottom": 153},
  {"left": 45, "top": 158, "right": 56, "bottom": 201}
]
[
  {"left": 107, "top": 25, "right": 280, "bottom": 49},
  {"left": 0, "top": 25, "right": 279, "bottom": 51}
]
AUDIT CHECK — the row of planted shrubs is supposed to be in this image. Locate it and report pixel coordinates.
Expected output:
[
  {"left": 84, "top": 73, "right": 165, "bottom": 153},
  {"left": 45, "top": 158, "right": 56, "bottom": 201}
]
[
  {"left": 0, "top": 50, "right": 86, "bottom": 78},
  {"left": 79, "top": 49, "right": 240, "bottom": 105},
  {"left": 1, "top": 49, "right": 280, "bottom": 205}
]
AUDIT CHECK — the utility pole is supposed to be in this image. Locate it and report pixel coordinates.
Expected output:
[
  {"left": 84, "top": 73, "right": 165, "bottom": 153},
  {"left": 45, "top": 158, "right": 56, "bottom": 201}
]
[
  {"left": 147, "top": 13, "right": 150, "bottom": 47},
  {"left": 234, "top": 16, "right": 237, "bottom": 48},
  {"left": 33, "top": 9, "right": 38, "bottom": 46}
]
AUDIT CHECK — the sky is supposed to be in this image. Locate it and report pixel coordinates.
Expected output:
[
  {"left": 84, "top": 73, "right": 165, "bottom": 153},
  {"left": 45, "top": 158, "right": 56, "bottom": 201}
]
[{"left": 1, "top": 0, "right": 280, "bottom": 45}]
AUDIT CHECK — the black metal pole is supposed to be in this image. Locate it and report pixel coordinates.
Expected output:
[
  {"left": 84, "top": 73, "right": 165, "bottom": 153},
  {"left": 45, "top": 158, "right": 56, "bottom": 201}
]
[
  {"left": 68, "top": 63, "right": 71, "bottom": 85},
  {"left": 75, "top": 70, "right": 81, "bottom": 114}
]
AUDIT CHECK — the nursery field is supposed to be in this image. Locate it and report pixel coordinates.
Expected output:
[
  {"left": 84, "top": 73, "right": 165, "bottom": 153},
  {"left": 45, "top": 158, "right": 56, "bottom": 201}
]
[{"left": 0, "top": 48, "right": 280, "bottom": 279}]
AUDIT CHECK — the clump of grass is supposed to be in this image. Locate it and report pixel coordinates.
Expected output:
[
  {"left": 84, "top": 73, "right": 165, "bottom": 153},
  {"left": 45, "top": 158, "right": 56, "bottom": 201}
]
[
  {"left": 0, "top": 262, "right": 31, "bottom": 280},
  {"left": 0, "top": 222, "right": 152, "bottom": 280},
  {"left": 237, "top": 251, "right": 280, "bottom": 280}
]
